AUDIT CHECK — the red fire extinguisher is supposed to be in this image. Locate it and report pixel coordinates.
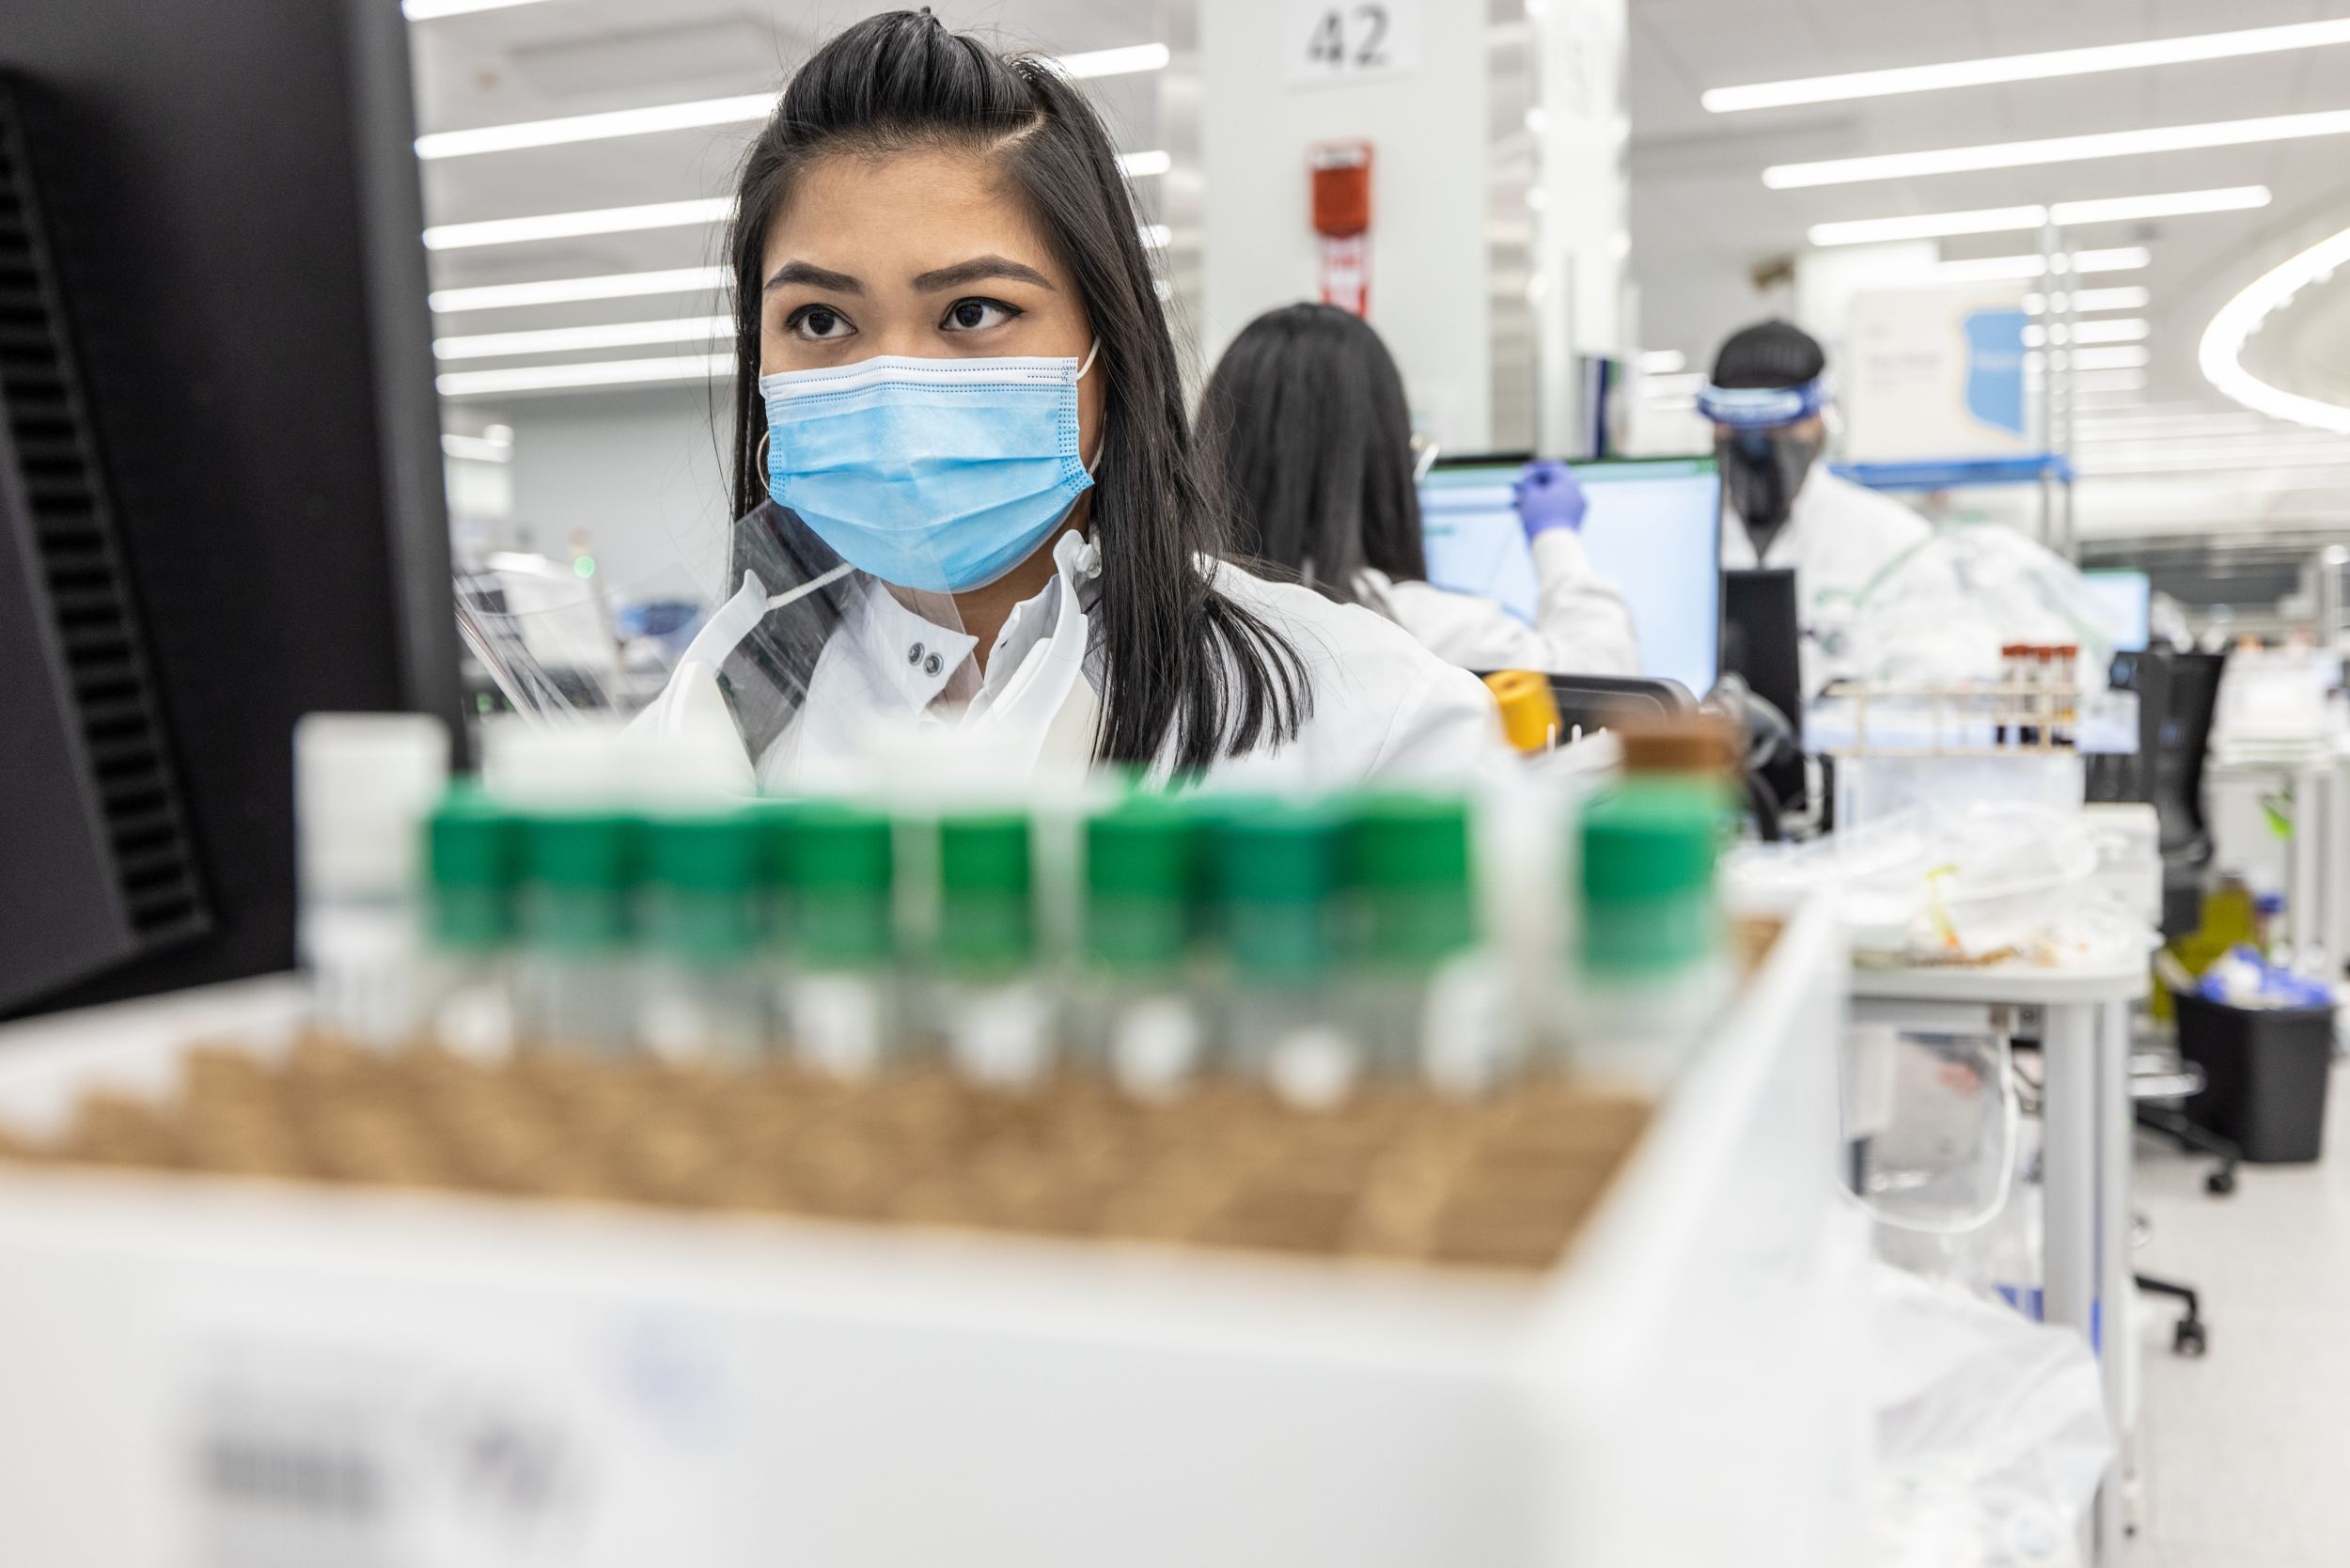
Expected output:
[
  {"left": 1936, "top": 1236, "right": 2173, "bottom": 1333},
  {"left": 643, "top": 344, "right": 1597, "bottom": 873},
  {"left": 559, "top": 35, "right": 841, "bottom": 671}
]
[{"left": 1309, "top": 140, "right": 1372, "bottom": 318}]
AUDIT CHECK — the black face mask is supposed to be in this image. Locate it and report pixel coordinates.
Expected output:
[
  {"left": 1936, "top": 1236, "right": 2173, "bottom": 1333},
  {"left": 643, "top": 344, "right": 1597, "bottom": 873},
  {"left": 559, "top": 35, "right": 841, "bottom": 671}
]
[{"left": 1718, "top": 429, "right": 1820, "bottom": 560}]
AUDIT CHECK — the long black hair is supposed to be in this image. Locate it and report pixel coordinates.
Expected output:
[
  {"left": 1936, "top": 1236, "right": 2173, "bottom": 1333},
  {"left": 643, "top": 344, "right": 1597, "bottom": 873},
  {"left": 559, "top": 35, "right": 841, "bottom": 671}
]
[
  {"left": 725, "top": 10, "right": 1307, "bottom": 772},
  {"left": 1196, "top": 303, "right": 1427, "bottom": 604}
]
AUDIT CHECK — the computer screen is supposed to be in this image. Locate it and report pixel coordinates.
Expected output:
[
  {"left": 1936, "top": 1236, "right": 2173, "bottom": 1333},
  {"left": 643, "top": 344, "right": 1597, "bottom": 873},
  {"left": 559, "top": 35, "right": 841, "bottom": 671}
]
[
  {"left": 0, "top": 2, "right": 457, "bottom": 1016},
  {"left": 1418, "top": 457, "right": 1722, "bottom": 695},
  {"left": 2080, "top": 569, "right": 2152, "bottom": 652}
]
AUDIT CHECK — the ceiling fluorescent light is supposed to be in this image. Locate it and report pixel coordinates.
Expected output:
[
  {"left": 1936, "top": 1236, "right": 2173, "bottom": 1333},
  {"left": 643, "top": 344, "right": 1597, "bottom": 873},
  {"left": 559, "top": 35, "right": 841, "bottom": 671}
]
[
  {"left": 434, "top": 315, "right": 731, "bottom": 361},
  {"left": 2024, "top": 318, "right": 2151, "bottom": 347},
  {"left": 424, "top": 197, "right": 731, "bottom": 251},
  {"left": 403, "top": 0, "right": 561, "bottom": 18},
  {"left": 1931, "top": 246, "right": 2151, "bottom": 282},
  {"left": 437, "top": 353, "right": 732, "bottom": 398},
  {"left": 1118, "top": 149, "right": 1173, "bottom": 179},
  {"left": 1766, "top": 111, "right": 2350, "bottom": 189},
  {"left": 2069, "top": 369, "right": 2151, "bottom": 394},
  {"left": 2025, "top": 286, "right": 2152, "bottom": 314},
  {"left": 418, "top": 94, "right": 774, "bottom": 160},
  {"left": 1054, "top": 43, "right": 1172, "bottom": 79},
  {"left": 430, "top": 265, "right": 728, "bottom": 314},
  {"left": 1705, "top": 19, "right": 2350, "bottom": 112},
  {"left": 2201, "top": 220, "right": 2350, "bottom": 432},
  {"left": 1808, "top": 187, "right": 2266, "bottom": 247}
]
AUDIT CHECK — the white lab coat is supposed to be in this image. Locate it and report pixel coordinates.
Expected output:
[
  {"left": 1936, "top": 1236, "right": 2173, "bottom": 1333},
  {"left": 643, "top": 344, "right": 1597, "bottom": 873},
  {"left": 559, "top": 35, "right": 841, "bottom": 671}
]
[
  {"left": 1359, "top": 529, "right": 1641, "bottom": 677},
  {"left": 1720, "top": 465, "right": 1931, "bottom": 692},
  {"left": 754, "top": 545, "right": 1514, "bottom": 790}
]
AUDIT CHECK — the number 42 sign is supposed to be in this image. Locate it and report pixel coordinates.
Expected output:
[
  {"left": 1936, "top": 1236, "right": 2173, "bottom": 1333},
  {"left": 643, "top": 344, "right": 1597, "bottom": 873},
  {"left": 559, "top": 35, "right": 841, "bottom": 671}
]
[{"left": 1287, "top": 0, "right": 1420, "bottom": 86}]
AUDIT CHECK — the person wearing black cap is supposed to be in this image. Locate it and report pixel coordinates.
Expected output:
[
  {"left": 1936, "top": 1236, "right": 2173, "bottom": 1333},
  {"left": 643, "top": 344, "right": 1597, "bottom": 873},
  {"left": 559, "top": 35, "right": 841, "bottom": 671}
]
[{"left": 1699, "top": 319, "right": 1929, "bottom": 691}]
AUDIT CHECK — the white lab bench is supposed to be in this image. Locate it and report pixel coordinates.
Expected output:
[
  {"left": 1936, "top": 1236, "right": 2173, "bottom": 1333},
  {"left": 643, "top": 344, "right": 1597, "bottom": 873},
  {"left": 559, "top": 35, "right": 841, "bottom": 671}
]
[
  {"left": 0, "top": 900, "right": 1867, "bottom": 1568},
  {"left": 1850, "top": 954, "right": 2147, "bottom": 1564}
]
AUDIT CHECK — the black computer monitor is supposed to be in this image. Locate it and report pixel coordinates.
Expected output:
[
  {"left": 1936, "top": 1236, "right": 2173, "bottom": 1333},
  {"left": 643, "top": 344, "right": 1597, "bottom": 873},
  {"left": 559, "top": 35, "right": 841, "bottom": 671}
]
[
  {"left": 1720, "top": 569, "right": 1805, "bottom": 811},
  {"left": 0, "top": 0, "right": 458, "bottom": 1015}
]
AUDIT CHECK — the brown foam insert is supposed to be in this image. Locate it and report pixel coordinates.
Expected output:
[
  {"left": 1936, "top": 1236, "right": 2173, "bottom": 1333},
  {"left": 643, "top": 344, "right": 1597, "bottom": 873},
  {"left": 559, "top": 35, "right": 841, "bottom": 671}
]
[{"left": 3, "top": 1038, "right": 1653, "bottom": 1274}]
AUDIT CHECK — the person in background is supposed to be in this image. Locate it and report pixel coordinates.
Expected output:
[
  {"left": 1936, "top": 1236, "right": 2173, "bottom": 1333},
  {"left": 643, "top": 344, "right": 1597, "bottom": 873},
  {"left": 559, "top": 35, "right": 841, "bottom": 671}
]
[
  {"left": 1198, "top": 303, "right": 1639, "bottom": 676},
  {"left": 1701, "top": 318, "right": 1930, "bottom": 691}
]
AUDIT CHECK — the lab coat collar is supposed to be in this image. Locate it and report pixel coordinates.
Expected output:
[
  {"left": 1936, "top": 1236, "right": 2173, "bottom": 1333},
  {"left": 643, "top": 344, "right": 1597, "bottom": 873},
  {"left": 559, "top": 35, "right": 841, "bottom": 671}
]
[
  {"left": 841, "top": 584, "right": 979, "bottom": 711},
  {"left": 835, "top": 531, "right": 1104, "bottom": 716}
]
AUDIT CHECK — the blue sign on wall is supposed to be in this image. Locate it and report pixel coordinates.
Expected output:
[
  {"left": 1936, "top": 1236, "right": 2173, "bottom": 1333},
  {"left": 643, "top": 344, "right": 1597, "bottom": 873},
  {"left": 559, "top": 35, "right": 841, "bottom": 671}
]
[{"left": 1963, "top": 308, "right": 2029, "bottom": 436}]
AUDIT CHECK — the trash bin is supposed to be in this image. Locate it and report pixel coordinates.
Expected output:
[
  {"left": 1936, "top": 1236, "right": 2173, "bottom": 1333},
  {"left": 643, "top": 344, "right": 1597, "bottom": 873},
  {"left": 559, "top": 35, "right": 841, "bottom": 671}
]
[{"left": 2171, "top": 991, "right": 2335, "bottom": 1164}]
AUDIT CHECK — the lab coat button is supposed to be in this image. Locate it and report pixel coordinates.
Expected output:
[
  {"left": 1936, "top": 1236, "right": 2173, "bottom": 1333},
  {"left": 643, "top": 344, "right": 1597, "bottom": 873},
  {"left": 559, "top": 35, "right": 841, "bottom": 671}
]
[
  {"left": 907, "top": 641, "right": 925, "bottom": 666},
  {"left": 924, "top": 653, "right": 944, "bottom": 676}
]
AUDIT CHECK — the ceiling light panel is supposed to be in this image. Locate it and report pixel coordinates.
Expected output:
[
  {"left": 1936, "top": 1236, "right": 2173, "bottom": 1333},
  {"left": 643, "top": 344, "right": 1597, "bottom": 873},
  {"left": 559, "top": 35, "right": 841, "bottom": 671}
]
[
  {"left": 1810, "top": 186, "right": 2265, "bottom": 247},
  {"left": 438, "top": 353, "right": 732, "bottom": 398},
  {"left": 430, "top": 265, "right": 728, "bottom": 314},
  {"left": 433, "top": 315, "right": 731, "bottom": 361},
  {"left": 2201, "top": 221, "right": 2350, "bottom": 432},
  {"left": 1705, "top": 20, "right": 2350, "bottom": 112},
  {"left": 423, "top": 197, "right": 731, "bottom": 250},
  {"left": 1765, "top": 112, "right": 2350, "bottom": 189},
  {"left": 1931, "top": 247, "right": 2151, "bottom": 282}
]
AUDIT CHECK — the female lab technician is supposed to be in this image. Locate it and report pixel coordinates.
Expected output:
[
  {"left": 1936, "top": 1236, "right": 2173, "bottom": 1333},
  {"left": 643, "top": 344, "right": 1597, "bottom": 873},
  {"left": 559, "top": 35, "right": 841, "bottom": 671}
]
[
  {"left": 1701, "top": 319, "right": 1930, "bottom": 691},
  {"left": 706, "top": 12, "right": 1508, "bottom": 787},
  {"left": 1198, "top": 304, "right": 1639, "bottom": 676}
]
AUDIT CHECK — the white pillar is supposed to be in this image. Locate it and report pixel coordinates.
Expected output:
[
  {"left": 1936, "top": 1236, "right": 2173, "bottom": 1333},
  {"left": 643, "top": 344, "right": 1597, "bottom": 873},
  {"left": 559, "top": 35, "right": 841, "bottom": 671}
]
[
  {"left": 1529, "top": 0, "right": 1629, "bottom": 457},
  {"left": 1195, "top": 0, "right": 1494, "bottom": 449}
]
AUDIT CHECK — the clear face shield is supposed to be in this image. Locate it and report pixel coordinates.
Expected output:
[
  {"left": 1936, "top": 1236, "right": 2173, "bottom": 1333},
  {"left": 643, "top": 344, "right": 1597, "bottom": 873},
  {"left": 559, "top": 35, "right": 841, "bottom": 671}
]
[{"left": 451, "top": 497, "right": 971, "bottom": 793}]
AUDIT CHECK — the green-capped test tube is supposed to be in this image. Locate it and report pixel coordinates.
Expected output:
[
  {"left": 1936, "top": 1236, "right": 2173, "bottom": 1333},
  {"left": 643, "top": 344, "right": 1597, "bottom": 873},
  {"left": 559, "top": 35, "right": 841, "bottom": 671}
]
[
  {"left": 513, "top": 809, "right": 638, "bottom": 1054},
  {"left": 933, "top": 809, "right": 1053, "bottom": 1089},
  {"left": 778, "top": 802, "right": 897, "bottom": 1077},
  {"left": 1079, "top": 797, "right": 1201, "bottom": 1096},
  {"left": 1213, "top": 801, "right": 1358, "bottom": 1107},
  {"left": 419, "top": 785, "right": 519, "bottom": 1056},
  {"left": 637, "top": 809, "right": 767, "bottom": 1061},
  {"left": 1571, "top": 778, "right": 1731, "bottom": 1085},
  {"left": 1347, "top": 792, "right": 1514, "bottom": 1091}
]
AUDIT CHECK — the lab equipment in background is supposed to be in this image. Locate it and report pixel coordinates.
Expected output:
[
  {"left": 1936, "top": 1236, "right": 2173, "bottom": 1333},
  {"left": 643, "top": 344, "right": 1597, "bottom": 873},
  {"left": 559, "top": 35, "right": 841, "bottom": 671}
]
[
  {"left": 1845, "top": 522, "right": 2118, "bottom": 693},
  {"left": 1721, "top": 569, "right": 1808, "bottom": 815},
  {"left": 292, "top": 714, "right": 450, "bottom": 1047},
  {"left": 1418, "top": 456, "right": 1723, "bottom": 695},
  {"left": 0, "top": 8, "right": 457, "bottom": 1019},
  {"left": 2077, "top": 570, "right": 2151, "bottom": 653}
]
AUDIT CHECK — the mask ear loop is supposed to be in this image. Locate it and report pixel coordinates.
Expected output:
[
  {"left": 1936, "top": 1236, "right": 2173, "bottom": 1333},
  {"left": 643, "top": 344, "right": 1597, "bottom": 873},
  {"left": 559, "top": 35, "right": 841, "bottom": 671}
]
[{"left": 1074, "top": 337, "right": 1105, "bottom": 476}]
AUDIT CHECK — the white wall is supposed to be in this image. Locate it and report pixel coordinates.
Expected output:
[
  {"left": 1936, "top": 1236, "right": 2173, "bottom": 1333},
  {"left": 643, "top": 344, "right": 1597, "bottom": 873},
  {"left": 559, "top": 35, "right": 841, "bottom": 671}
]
[
  {"left": 488, "top": 384, "right": 736, "bottom": 604},
  {"left": 1195, "top": 0, "right": 1494, "bottom": 449}
]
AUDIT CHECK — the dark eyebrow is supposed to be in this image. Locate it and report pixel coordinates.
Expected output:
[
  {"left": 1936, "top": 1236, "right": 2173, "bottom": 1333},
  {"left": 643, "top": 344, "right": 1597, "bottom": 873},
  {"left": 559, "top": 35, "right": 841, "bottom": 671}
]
[
  {"left": 910, "top": 256, "right": 1053, "bottom": 292},
  {"left": 763, "top": 260, "right": 864, "bottom": 295}
]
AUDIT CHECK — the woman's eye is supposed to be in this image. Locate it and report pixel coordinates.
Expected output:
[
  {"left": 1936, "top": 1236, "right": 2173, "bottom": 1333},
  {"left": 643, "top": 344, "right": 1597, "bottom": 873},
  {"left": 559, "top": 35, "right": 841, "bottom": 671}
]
[
  {"left": 943, "top": 297, "right": 1019, "bottom": 332},
  {"left": 788, "top": 305, "right": 854, "bottom": 341}
]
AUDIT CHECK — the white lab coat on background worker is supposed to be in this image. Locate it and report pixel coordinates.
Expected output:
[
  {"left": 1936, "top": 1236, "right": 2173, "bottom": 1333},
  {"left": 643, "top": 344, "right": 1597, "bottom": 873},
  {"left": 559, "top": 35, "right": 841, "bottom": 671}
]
[
  {"left": 1700, "top": 319, "right": 1931, "bottom": 694},
  {"left": 1719, "top": 463, "right": 1930, "bottom": 693},
  {"left": 1358, "top": 462, "right": 1639, "bottom": 676}
]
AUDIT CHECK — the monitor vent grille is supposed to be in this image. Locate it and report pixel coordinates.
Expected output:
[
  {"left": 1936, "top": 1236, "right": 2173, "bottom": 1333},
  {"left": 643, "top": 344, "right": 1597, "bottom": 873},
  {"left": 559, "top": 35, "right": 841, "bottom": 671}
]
[{"left": 0, "top": 84, "right": 207, "bottom": 945}]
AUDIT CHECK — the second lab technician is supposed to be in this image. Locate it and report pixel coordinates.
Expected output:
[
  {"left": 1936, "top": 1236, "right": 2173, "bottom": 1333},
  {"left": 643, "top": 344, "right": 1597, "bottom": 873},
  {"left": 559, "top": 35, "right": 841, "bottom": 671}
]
[{"left": 1700, "top": 319, "right": 1930, "bottom": 690}]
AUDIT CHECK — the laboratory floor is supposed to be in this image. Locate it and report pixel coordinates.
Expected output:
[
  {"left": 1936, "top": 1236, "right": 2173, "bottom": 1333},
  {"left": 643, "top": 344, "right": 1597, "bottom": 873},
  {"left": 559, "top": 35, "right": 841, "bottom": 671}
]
[{"left": 2125, "top": 1061, "right": 2350, "bottom": 1566}]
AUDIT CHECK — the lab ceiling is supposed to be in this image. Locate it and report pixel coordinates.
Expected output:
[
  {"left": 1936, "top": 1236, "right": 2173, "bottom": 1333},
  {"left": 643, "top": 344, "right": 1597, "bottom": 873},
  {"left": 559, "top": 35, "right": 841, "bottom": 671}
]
[{"left": 408, "top": 0, "right": 2350, "bottom": 420}]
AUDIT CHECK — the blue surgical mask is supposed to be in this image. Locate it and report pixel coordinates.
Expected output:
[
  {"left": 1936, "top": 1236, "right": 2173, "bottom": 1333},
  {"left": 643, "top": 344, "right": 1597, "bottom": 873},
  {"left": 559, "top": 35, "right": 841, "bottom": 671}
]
[{"left": 760, "top": 344, "right": 1099, "bottom": 594}]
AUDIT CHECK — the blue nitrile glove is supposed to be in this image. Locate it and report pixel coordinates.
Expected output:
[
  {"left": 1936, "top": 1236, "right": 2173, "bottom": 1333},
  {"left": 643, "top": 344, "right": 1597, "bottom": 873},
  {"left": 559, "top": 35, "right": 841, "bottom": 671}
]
[{"left": 1512, "top": 460, "right": 1588, "bottom": 540}]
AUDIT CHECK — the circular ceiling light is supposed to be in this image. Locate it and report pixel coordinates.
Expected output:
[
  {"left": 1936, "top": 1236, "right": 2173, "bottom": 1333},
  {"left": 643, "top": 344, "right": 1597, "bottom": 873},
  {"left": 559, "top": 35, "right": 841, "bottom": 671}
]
[{"left": 2200, "top": 223, "right": 2350, "bottom": 432}]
